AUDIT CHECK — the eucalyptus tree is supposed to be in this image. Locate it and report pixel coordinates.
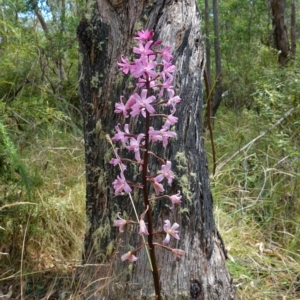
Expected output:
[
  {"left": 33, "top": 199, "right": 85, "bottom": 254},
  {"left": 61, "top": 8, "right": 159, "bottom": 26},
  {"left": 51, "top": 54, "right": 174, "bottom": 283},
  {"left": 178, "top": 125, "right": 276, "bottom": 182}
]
[{"left": 78, "top": 0, "right": 236, "bottom": 299}]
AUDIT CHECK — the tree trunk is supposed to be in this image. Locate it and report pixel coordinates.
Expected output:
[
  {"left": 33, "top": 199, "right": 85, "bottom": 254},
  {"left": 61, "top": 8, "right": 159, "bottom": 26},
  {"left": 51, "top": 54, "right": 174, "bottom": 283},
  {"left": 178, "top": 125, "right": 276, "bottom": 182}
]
[
  {"left": 212, "top": 0, "right": 222, "bottom": 117},
  {"left": 77, "top": 0, "right": 235, "bottom": 299},
  {"left": 290, "top": 0, "right": 296, "bottom": 60},
  {"left": 270, "top": 0, "right": 290, "bottom": 66},
  {"left": 204, "top": 0, "right": 211, "bottom": 88}
]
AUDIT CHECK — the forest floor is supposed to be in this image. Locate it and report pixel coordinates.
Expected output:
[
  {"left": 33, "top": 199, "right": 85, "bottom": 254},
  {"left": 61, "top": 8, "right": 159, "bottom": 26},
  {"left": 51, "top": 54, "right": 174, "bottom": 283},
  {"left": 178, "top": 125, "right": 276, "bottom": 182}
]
[{"left": 0, "top": 108, "right": 299, "bottom": 299}]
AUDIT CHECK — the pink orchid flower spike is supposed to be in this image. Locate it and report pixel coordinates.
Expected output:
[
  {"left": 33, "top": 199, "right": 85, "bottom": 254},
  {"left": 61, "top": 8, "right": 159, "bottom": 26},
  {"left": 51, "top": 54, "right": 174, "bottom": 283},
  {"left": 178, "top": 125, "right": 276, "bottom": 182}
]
[
  {"left": 163, "top": 220, "right": 180, "bottom": 245},
  {"left": 139, "top": 206, "right": 149, "bottom": 235}
]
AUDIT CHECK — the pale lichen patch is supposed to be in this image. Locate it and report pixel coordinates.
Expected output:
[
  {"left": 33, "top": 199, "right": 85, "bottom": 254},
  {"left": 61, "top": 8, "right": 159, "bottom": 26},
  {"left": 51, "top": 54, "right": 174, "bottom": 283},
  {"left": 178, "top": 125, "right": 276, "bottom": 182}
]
[
  {"left": 174, "top": 151, "right": 188, "bottom": 171},
  {"left": 174, "top": 152, "right": 193, "bottom": 204},
  {"left": 91, "top": 72, "right": 100, "bottom": 88},
  {"left": 97, "top": 170, "right": 107, "bottom": 190},
  {"left": 96, "top": 119, "right": 108, "bottom": 141},
  {"left": 178, "top": 174, "right": 193, "bottom": 204},
  {"left": 106, "top": 240, "right": 114, "bottom": 257},
  {"left": 92, "top": 219, "right": 111, "bottom": 261}
]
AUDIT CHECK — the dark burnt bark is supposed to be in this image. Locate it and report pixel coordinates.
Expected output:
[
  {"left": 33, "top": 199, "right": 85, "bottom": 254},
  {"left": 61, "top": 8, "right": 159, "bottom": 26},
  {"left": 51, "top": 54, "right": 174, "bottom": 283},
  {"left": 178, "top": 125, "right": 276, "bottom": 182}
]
[
  {"left": 77, "top": 0, "right": 235, "bottom": 299},
  {"left": 270, "top": 0, "right": 290, "bottom": 66}
]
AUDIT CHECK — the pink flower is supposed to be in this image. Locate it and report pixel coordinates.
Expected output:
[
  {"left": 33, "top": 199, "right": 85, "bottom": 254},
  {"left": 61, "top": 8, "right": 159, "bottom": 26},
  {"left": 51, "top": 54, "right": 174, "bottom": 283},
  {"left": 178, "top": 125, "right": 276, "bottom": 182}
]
[
  {"left": 160, "top": 60, "right": 176, "bottom": 81},
  {"left": 151, "top": 178, "right": 165, "bottom": 195},
  {"left": 130, "top": 89, "right": 156, "bottom": 118},
  {"left": 160, "top": 46, "right": 173, "bottom": 62},
  {"left": 109, "top": 148, "right": 126, "bottom": 171},
  {"left": 126, "top": 133, "right": 145, "bottom": 161},
  {"left": 166, "top": 89, "right": 181, "bottom": 113},
  {"left": 139, "top": 206, "right": 149, "bottom": 235},
  {"left": 163, "top": 114, "right": 178, "bottom": 129},
  {"left": 133, "top": 40, "right": 154, "bottom": 57},
  {"left": 114, "top": 212, "right": 127, "bottom": 232},
  {"left": 131, "top": 56, "right": 157, "bottom": 79},
  {"left": 126, "top": 95, "right": 137, "bottom": 110},
  {"left": 160, "top": 128, "right": 177, "bottom": 148},
  {"left": 148, "top": 126, "right": 162, "bottom": 142},
  {"left": 117, "top": 55, "right": 132, "bottom": 74},
  {"left": 111, "top": 124, "right": 130, "bottom": 146},
  {"left": 163, "top": 220, "right": 180, "bottom": 245},
  {"left": 134, "top": 29, "right": 154, "bottom": 41},
  {"left": 154, "top": 161, "right": 174, "bottom": 185},
  {"left": 115, "top": 96, "right": 129, "bottom": 116},
  {"left": 158, "top": 78, "right": 173, "bottom": 97},
  {"left": 137, "top": 77, "right": 157, "bottom": 89},
  {"left": 149, "top": 127, "right": 177, "bottom": 148},
  {"left": 169, "top": 191, "right": 182, "bottom": 208},
  {"left": 171, "top": 248, "right": 185, "bottom": 260},
  {"left": 112, "top": 171, "right": 132, "bottom": 195},
  {"left": 121, "top": 251, "right": 138, "bottom": 262}
]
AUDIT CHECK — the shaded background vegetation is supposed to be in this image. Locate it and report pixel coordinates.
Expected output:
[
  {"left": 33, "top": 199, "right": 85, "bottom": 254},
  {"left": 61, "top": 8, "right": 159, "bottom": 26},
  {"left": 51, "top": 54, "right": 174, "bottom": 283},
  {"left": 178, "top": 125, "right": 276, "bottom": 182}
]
[{"left": 0, "top": 0, "right": 299, "bottom": 299}]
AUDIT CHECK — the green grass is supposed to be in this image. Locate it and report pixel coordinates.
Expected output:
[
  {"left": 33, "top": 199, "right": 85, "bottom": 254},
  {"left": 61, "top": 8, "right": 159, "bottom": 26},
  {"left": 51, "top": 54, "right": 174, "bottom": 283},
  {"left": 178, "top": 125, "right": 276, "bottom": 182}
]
[
  {"left": 209, "top": 106, "right": 300, "bottom": 299},
  {"left": 0, "top": 126, "right": 86, "bottom": 298}
]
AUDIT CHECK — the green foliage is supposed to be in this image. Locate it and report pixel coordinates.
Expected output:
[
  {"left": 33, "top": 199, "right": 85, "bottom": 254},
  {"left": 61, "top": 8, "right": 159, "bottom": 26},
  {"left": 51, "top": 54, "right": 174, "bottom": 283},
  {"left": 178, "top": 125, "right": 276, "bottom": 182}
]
[
  {"left": 252, "top": 60, "right": 300, "bottom": 124},
  {"left": 200, "top": 0, "right": 300, "bottom": 113},
  {"left": 0, "top": 118, "right": 32, "bottom": 195},
  {"left": 220, "top": 25, "right": 268, "bottom": 110},
  {"left": 0, "top": 0, "right": 84, "bottom": 131},
  {"left": 0, "top": 130, "right": 85, "bottom": 273},
  {"left": 200, "top": 1, "right": 300, "bottom": 297},
  {"left": 0, "top": 2, "right": 85, "bottom": 291}
]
